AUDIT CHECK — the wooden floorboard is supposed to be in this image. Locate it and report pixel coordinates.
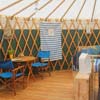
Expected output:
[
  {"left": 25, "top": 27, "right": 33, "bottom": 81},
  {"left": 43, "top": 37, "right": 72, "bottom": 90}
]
[{"left": 0, "top": 70, "right": 99, "bottom": 100}]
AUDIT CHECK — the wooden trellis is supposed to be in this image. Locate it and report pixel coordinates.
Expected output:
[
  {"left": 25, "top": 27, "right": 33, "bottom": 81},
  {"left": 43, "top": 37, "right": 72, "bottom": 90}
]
[{"left": 0, "top": 16, "right": 100, "bottom": 70}]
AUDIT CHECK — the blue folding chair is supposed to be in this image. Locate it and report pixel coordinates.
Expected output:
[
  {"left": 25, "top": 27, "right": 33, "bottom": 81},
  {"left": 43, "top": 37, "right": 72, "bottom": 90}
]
[
  {"left": 0, "top": 60, "right": 25, "bottom": 95},
  {"left": 32, "top": 51, "right": 51, "bottom": 78}
]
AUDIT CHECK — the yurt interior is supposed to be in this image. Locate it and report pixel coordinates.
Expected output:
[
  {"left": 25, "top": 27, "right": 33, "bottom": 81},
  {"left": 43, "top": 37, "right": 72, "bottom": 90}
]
[{"left": 0, "top": 0, "right": 100, "bottom": 100}]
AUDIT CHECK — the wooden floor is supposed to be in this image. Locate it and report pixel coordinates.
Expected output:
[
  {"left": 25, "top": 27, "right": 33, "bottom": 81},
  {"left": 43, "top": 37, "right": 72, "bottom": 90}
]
[{"left": 0, "top": 70, "right": 99, "bottom": 100}]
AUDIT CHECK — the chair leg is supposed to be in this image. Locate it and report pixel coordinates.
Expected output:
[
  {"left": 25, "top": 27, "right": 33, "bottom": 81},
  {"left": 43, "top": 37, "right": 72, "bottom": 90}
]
[
  {"left": 42, "top": 67, "right": 51, "bottom": 77},
  {"left": 34, "top": 68, "right": 43, "bottom": 79},
  {"left": 23, "top": 77, "right": 25, "bottom": 89},
  {"left": 48, "top": 69, "right": 51, "bottom": 76},
  {"left": 12, "top": 80, "right": 16, "bottom": 95},
  {"left": 38, "top": 68, "right": 44, "bottom": 79},
  {"left": 46, "top": 67, "right": 51, "bottom": 76}
]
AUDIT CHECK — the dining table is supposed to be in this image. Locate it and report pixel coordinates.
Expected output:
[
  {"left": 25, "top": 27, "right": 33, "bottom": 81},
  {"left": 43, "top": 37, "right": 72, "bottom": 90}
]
[{"left": 12, "top": 56, "right": 36, "bottom": 83}]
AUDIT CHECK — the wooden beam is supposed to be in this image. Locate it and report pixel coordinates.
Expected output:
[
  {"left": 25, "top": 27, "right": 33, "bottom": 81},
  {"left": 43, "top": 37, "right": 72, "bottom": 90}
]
[
  {"left": 45, "top": 0, "right": 65, "bottom": 20},
  {"left": 60, "top": 0, "right": 77, "bottom": 20},
  {"left": 76, "top": 0, "right": 86, "bottom": 21},
  {"left": 0, "top": 0, "right": 23, "bottom": 12},
  {"left": 29, "top": 0, "right": 53, "bottom": 18},
  {"left": 12, "top": 0, "right": 40, "bottom": 17},
  {"left": 91, "top": 0, "right": 97, "bottom": 21}
]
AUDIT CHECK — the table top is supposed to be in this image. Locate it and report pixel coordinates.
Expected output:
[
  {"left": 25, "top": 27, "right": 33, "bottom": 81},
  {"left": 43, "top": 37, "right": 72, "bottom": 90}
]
[
  {"left": 75, "top": 72, "right": 90, "bottom": 80},
  {"left": 12, "top": 56, "right": 36, "bottom": 62}
]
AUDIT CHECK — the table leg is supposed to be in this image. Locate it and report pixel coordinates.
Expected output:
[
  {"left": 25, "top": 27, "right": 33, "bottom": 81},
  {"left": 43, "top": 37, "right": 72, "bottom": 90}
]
[{"left": 27, "top": 62, "right": 35, "bottom": 83}]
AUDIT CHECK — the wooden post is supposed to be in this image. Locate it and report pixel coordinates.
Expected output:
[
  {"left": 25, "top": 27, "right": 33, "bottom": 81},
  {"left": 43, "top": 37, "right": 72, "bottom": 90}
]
[
  {"left": 0, "top": 41, "right": 1, "bottom": 49},
  {"left": 91, "top": 57, "right": 94, "bottom": 100}
]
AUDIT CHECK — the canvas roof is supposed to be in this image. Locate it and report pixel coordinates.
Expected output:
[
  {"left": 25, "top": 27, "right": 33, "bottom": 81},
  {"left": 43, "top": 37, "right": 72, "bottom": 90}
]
[{"left": 0, "top": 0, "right": 100, "bottom": 20}]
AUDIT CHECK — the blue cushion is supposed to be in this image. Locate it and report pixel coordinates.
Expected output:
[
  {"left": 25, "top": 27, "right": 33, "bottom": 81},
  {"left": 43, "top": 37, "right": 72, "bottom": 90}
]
[
  {"left": 0, "top": 72, "right": 13, "bottom": 78},
  {"left": 0, "top": 72, "right": 23, "bottom": 79},
  {"left": 80, "top": 46, "right": 100, "bottom": 55},
  {"left": 32, "top": 62, "right": 48, "bottom": 67},
  {"left": 16, "top": 73, "right": 23, "bottom": 77},
  {"left": 87, "top": 48, "right": 98, "bottom": 55},
  {"left": 38, "top": 51, "right": 50, "bottom": 58},
  {"left": 0, "top": 60, "right": 14, "bottom": 69},
  {"left": 86, "top": 45, "right": 100, "bottom": 55}
]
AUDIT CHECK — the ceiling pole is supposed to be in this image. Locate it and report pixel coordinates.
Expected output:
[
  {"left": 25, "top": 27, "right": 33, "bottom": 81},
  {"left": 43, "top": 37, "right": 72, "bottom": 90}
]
[
  {"left": 29, "top": 0, "right": 53, "bottom": 19},
  {"left": 60, "top": 0, "right": 77, "bottom": 21},
  {"left": 12, "top": 0, "right": 40, "bottom": 17},
  {"left": 91, "top": 0, "right": 97, "bottom": 21},
  {"left": 45, "top": 0, "right": 65, "bottom": 20},
  {"left": 76, "top": 0, "right": 86, "bottom": 21},
  {"left": 0, "top": 0, "right": 23, "bottom": 12}
]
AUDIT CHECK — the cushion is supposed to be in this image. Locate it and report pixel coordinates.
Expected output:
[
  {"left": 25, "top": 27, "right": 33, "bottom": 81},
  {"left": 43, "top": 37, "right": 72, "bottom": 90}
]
[
  {"left": 0, "top": 72, "right": 12, "bottom": 78},
  {"left": 87, "top": 48, "right": 99, "bottom": 55},
  {"left": 80, "top": 45, "right": 100, "bottom": 55},
  {"left": 87, "top": 45, "right": 100, "bottom": 55},
  {"left": 32, "top": 62, "right": 48, "bottom": 67},
  {"left": 0, "top": 72, "right": 23, "bottom": 78},
  {"left": 0, "top": 60, "right": 14, "bottom": 69}
]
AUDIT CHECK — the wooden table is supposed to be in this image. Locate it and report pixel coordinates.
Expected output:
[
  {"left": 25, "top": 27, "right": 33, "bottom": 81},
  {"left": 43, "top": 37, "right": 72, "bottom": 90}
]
[
  {"left": 74, "top": 72, "right": 91, "bottom": 100},
  {"left": 12, "top": 56, "right": 36, "bottom": 83}
]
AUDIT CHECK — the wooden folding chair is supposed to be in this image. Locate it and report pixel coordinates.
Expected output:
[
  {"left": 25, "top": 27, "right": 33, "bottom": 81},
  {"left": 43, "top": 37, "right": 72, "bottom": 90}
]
[
  {"left": 32, "top": 51, "right": 51, "bottom": 78},
  {"left": 0, "top": 60, "right": 25, "bottom": 95}
]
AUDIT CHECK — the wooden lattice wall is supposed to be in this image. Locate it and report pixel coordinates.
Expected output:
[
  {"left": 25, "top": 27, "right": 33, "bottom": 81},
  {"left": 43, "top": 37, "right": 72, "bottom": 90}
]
[{"left": 0, "top": 16, "right": 100, "bottom": 70}]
